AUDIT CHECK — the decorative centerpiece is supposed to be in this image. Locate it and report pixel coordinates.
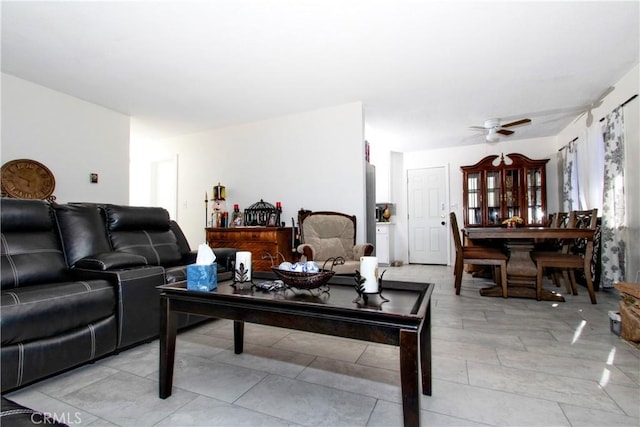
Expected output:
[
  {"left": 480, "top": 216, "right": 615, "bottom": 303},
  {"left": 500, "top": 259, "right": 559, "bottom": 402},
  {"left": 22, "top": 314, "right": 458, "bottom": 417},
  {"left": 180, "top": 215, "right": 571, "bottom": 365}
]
[
  {"left": 271, "top": 257, "right": 344, "bottom": 296},
  {"left": 502, "top": 215, "right": 524, "bottom": 228}
]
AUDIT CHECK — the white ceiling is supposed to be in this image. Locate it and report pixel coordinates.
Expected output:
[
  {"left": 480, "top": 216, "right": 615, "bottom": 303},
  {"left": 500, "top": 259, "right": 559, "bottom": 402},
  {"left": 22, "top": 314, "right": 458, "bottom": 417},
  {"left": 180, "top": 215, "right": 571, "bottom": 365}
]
[{"left": 1, "top": 1, "right": 638, "bottom": 152}]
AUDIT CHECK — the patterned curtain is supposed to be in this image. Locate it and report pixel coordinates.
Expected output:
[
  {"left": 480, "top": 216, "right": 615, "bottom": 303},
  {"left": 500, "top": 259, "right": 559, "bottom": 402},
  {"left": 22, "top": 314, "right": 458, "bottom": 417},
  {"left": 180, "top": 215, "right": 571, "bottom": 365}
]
[
  {"left": 601, "top": 106, "right": 626, "bottom": 287},
  {"left": 561, "top": 138, "right": 580, "bottom": 211}
]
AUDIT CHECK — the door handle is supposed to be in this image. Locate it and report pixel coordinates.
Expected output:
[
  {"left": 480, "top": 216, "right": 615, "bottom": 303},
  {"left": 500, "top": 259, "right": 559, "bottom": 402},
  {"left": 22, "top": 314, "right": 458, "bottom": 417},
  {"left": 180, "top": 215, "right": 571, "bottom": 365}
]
[{"left": 441, "top": 221, "right": 446, "bottom": 226}]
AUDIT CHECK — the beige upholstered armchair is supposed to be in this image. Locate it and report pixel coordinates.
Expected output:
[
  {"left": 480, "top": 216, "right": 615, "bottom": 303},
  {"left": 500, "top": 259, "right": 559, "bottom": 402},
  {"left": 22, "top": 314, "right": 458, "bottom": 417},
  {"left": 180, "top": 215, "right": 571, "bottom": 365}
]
[{"left": 297, "top": 211, "right": 374, "bottom": 275}]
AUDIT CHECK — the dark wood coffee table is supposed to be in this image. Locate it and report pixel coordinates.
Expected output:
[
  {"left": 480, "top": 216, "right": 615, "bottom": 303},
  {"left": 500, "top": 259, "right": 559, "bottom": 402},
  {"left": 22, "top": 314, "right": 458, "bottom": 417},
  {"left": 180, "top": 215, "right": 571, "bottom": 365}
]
[{"left": 158, "top": 273, "right": 434, "bottom": 427}]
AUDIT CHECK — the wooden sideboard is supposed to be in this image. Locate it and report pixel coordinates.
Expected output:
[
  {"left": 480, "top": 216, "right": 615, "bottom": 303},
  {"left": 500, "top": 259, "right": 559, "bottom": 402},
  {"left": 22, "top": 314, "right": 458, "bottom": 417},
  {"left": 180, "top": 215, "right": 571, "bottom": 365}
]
[{"left": 205, "top": 227, "right": 295, "bottom": 272}]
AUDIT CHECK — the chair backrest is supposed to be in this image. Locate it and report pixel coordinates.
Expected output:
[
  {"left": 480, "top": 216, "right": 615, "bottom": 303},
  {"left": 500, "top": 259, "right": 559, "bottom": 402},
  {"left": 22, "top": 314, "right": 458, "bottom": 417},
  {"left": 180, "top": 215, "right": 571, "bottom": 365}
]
[
  {"left": 449, "top": 212, "right": 463, "bottom": 254},
  {"left": 569, "top": 209, "right": 597, "bottom": 229},
  {"left": 567, "top": 209, "right": 597, "bottom": 255},
  {"left": 551, "top": 212, "right": 570, "bottom": 228},
  {"left": 548, "top": 213, "right": 555, "bottom": 227},
  {"left": 298, "top": 211, "right": 357, "bottom": 260}
]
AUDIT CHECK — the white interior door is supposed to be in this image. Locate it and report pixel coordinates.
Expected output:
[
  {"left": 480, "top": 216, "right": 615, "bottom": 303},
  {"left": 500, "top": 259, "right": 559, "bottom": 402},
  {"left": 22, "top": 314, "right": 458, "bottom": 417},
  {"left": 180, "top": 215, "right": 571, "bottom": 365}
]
[
  {"left": 408, "top": 167, "right": 448, "bottom": 264},
  {"left": 150, "top": 155, "right": 178, "bottom": 220}
]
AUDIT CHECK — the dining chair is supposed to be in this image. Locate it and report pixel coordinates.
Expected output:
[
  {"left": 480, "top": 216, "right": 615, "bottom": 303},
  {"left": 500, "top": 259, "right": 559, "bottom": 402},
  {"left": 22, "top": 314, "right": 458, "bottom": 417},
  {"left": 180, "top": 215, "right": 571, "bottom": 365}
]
[
  {"left": 532, "top": 209, "right": 598, "bottom": 304},
  {"left": 450, "top": 212, "right": 509, "bottom": 298},
  {"left": 546, "top": 211, "right": 571, "bottom": 289},
  {"left": 569, "top": 209, "right": 598, "bottom": 229}
]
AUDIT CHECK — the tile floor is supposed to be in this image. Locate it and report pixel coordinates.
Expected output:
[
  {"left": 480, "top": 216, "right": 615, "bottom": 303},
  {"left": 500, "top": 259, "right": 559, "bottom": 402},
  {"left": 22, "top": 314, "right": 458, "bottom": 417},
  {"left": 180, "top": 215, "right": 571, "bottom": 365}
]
[{"left": 6, "top": 265, "right": 639, "bottom": 426}]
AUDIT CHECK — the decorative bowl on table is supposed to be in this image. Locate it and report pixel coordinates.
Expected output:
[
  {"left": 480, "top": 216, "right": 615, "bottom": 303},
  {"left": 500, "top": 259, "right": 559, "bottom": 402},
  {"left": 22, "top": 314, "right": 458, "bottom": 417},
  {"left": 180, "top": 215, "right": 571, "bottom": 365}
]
[
  {"left": 271, "top": 267, "right": 335, "bottom": 290},
  {"left": 270, "top": 258, "right": 344, "bottom": 292}
]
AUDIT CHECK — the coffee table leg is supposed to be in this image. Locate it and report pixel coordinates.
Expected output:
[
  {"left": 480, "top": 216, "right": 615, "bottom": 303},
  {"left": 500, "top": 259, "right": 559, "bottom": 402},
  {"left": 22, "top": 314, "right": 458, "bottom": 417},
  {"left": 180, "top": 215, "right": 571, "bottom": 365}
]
[
  {"left": 420, "top": 301, "right": 432, "bottom": 396},
  {"left": 159, "top": 296, "right": 178, "bottom": 399},
  {"left": 234, "top": 320, "right": 244, "bottom": 354},
  {"left": 400, "top": 329, "right": 420, "bottom": 427}
]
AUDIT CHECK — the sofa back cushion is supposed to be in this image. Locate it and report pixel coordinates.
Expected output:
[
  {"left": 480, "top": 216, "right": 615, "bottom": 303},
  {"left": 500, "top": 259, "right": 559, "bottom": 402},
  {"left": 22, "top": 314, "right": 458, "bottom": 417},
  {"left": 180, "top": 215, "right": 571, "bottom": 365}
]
[
  {"left": 1, "top": 198, "right": 68, "bottom": 289},
  {"left": 170, "top": 220, "right": 192, "bottom": 257},
  {"left": 103, "top": 205, "right": 182, "bottom": 266},
  {"left": 53, "top": 203, "right": 112, "bottom": 267}
]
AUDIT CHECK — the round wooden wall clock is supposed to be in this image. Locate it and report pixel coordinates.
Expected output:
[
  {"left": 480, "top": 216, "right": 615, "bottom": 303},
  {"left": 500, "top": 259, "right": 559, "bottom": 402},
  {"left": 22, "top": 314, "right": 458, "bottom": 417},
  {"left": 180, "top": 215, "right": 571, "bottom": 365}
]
[{"left": 1, "top": 159, "right": 56, "bottom": 200}]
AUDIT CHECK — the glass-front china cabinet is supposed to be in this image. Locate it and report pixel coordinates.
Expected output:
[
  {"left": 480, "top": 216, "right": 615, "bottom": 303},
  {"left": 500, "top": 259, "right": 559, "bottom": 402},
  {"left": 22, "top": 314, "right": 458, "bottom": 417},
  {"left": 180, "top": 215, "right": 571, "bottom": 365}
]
[{"left": 461, "top": 153, "right": 549, "bottom": 227}]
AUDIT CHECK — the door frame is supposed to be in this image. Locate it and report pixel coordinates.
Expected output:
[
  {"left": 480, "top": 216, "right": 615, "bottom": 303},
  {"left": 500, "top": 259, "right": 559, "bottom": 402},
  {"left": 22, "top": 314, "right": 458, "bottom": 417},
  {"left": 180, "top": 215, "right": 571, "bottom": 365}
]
[{"left": 406, "top": 165, "right": 451, "bottom": 266}]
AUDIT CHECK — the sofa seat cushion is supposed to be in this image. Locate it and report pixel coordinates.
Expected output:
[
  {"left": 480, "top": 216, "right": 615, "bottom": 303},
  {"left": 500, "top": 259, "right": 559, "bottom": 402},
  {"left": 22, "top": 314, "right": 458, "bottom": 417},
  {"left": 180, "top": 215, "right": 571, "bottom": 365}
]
[
  {"left": 330, "top": 260, "right": 362, "bottom": 276},
  {"left": 1, "top": 280, "right": 115, "bottom": 345}
]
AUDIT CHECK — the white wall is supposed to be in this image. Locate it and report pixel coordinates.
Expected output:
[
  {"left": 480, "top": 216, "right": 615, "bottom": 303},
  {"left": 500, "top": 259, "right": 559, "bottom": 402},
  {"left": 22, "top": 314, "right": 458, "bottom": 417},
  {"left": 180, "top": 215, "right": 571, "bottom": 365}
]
[
  {"left": 1, "top": 73, "right": 130, "bottom": 204},
  {"left": 131, "top": 102, "right": 366, "bottom": 248},
  {"left": 370, "top": 145, "right": 391, "bottom": 203}
]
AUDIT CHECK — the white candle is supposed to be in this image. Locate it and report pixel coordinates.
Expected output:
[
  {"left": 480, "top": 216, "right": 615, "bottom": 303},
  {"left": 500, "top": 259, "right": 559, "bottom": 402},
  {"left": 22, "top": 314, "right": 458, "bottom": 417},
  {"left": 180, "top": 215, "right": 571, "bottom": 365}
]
[
  {"left": 360, "top": 256, "right": 379, "bottom": 293},
  {"left": 235, "top": 251, "right": 252, "bottom": 281}
]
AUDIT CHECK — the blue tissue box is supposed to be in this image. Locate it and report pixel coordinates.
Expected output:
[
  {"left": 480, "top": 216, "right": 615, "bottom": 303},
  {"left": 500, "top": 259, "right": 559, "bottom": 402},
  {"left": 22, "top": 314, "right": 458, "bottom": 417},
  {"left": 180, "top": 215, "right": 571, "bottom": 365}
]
[{"left": 187, "top": 263, "right": 217, "bottom": 291}]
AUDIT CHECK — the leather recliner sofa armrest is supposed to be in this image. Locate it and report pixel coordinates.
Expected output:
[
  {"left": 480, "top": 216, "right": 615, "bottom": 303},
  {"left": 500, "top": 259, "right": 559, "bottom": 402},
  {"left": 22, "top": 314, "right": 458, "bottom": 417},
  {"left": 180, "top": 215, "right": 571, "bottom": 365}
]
[
  {"left": 73, "top": 252, "right": 148, "bottom": 271},
  {"left": 211, "top": 247, "right": 238, "bottom": 272},
  {"left": 182, "top": 250, "right": 198, "bottom": 265},
  {"left": 70, "top": 266, "right": 166, "bottom": 349},
  {"left": 176, "top": 248, "right": 236, "bottom": 272}
]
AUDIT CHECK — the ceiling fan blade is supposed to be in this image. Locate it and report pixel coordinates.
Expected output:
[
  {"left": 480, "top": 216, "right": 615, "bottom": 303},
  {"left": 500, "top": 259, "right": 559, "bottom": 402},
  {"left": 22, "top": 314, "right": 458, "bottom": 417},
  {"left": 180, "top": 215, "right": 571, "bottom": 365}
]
[
  {"left": 573, "top": 110, "right": 587, "bottom": 124},
  {"left": 593, "top": 86, "right": 615, "bottom": 106},
  {"left": 496, "top": 129, "right": 514, "bottom": 136},
  {"left": 501, "top": 118, "right": 531, "bottom": 128}
]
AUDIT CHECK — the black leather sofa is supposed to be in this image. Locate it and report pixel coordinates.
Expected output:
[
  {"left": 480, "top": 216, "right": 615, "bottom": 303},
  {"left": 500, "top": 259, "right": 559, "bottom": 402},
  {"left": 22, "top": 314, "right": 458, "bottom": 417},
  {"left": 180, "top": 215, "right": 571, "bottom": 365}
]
[
  {"left": 0, "top": 198, "right": 237, "bottom": 393},
  {"left": 1, "top": 396, "right": 67, "bottom": 426}
]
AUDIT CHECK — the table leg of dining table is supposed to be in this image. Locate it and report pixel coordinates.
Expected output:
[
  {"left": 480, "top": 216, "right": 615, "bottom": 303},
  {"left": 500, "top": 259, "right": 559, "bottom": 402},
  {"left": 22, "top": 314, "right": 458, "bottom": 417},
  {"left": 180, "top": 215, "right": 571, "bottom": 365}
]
[
  {"left": 505, "top": 241, "right": 537, "bottom": 278},
  {"left": 480, "top": 241, "right": 565, "bottom": 302}
]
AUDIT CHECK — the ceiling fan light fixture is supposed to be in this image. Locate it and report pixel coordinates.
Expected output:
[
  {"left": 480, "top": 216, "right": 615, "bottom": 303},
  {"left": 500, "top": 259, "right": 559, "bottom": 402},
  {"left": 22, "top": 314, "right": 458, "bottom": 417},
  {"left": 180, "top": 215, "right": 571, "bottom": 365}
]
[
  {"left": 486, "top": 132, "right": 500, "bottom": 143},
  {"left": 484, "top": 119, "right": 500, "bottom": 129}
]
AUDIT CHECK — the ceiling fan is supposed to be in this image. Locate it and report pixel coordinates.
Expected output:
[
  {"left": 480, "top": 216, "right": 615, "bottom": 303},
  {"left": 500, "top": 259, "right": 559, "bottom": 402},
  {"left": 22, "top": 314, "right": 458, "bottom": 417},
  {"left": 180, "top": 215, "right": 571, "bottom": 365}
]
[
  {"left": 573, "top": 86, "right": 615, "bottom": 127},
  {"left": 470, "top": 118, "right": 532, "bottom": 143}
]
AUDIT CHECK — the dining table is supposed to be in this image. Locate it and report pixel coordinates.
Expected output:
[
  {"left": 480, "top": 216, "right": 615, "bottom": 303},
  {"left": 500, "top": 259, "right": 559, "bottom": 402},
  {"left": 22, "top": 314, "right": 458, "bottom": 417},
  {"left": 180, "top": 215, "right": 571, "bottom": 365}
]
[{"left": 465, "top": 227, "right": 595, "bottom": 301}]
